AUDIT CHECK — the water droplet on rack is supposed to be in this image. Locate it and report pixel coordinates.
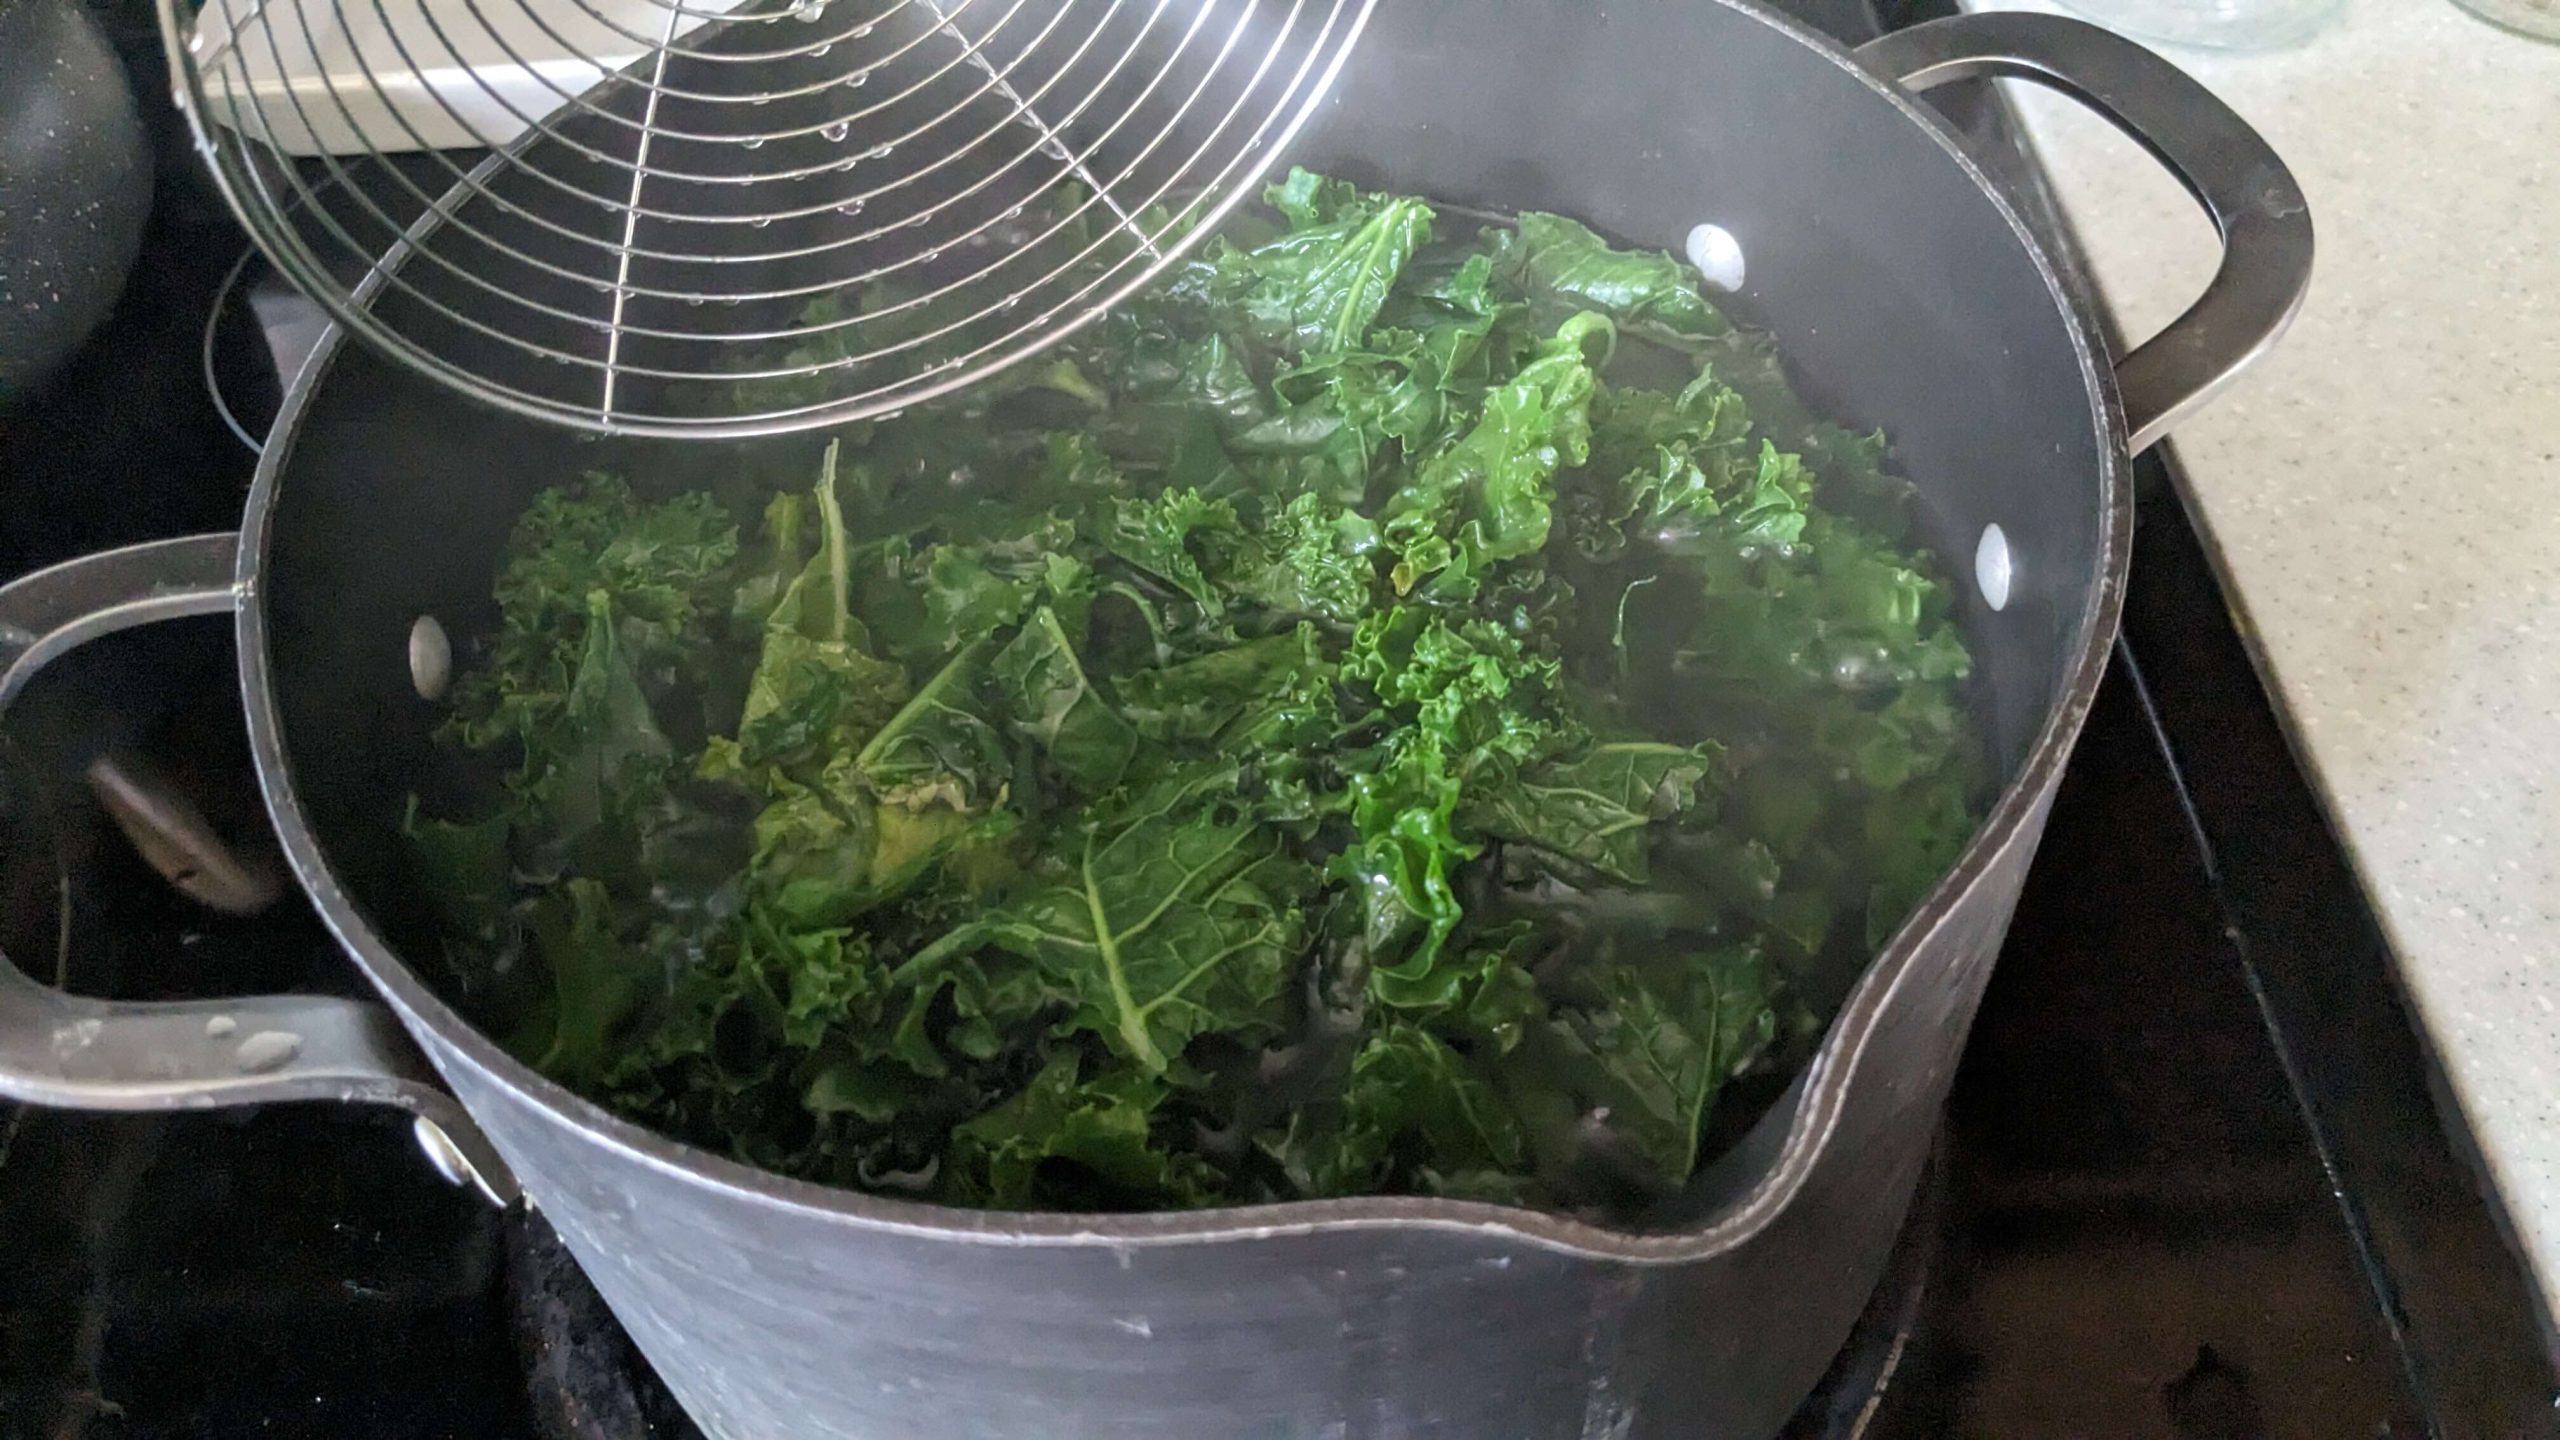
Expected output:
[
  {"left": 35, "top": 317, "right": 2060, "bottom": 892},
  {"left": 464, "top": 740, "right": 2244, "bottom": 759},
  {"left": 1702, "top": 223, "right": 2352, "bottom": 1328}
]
[
  {"left": 750, "top": 216, "right": 773, "bottom": 228},
  {"left": 842, "top": 70, "right": 870, "bottom": 88},
  {"left": 852, "top": 20, "right": 875, "bottom": 36},
  {"left": 743, "top": 135, "right": 766, "bottom": 149},
  {"left": 684, "top": 295, "right": 706, "bottom": 306},
  {"left": 998, "top": 296, "right": 1022, "bottom": 312},
  {"left": 791, "top": 0, "right": 826, "bottom": 20},
  {"left": 811, "top": 41, "right": 832, "bottom": 56},
  {"left": 865, "top": 143, "right": 893, "bottom": 159},
  {"left": 922, "top": 247, "right": 943, "bottom": 262},
  {"left": 822, "top": 121, "right": 850, "bottom": 142},
  {"left": 837, "top": 198, "right": 867, "bottom": 215},
  {"left": 1002, "top": 204, "right": 1025, "bottom": 220}
]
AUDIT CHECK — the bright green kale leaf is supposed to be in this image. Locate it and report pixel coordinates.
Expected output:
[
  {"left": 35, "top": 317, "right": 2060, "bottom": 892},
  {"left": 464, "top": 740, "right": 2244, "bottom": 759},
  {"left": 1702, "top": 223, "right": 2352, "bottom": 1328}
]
[
  {"left": 1381, "top": 313, "right": 1607, "bottom": 597},
  {"left": 1224, "top": 170, "right": 1436, "bottom": 358},
  {"left": 1488, "top": 211, "right": 1728, "bottom": 345},
  {"left": 1464, "top": 741, "right": 1720, "bottom": 885},
  {"left": 734, "top": 445, "right": 911, "bottom": 770},
  {"left": 921, "top": 763, "right": 1310, "bottom": 1073}
]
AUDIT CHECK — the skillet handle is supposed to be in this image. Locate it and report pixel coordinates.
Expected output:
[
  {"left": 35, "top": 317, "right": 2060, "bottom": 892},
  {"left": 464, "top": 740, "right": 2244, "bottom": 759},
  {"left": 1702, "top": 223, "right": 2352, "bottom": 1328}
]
[
  {"left": 1856, "top": 11, "right": 2313, "bottom": 455},
  {"left": 0, "top": 535, "right": 517, "bottom": 1205}
]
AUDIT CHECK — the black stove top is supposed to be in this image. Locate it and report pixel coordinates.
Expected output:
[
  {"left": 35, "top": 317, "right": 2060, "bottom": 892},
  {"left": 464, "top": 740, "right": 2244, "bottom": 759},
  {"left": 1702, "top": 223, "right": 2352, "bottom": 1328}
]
[{"left": 2, "top": 2, "right": 2553, "bottom": 1437}]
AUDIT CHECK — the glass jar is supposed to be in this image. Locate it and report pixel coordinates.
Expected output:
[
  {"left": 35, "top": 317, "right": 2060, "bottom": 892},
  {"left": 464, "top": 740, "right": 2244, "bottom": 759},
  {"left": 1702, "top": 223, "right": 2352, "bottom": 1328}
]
[
  {"left": 2451, "top": 0, "right": 2560, "bottom": 40},
  {"left": 2057, "top": 0, "right": 2344, "bottom": 49}
]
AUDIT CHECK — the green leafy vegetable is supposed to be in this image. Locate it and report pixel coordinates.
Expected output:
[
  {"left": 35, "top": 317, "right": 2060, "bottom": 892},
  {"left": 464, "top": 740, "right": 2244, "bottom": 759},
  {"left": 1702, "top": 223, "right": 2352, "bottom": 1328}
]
[
  {"left": 913, "top": 763, "right": 1307, "bottom": 1074},
  {"left": 412, "top": 170, "right": 1985, "bottom": 1216}
]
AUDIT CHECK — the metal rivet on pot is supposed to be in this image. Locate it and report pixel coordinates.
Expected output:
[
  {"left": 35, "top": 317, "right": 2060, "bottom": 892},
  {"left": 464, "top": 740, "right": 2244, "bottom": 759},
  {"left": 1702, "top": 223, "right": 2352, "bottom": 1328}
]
[
  {"left": 414, "top": 1114, "right": 479, "bottom": 1189},
  {"left": 408, "top": 615, "right": 452, "bottom": 701},
  {"left": 1685, "top": 223, "right": 1745, "bottom": 293},
  {"left": 1975, "top": 524, "right": 2013, "bottom": 613}
]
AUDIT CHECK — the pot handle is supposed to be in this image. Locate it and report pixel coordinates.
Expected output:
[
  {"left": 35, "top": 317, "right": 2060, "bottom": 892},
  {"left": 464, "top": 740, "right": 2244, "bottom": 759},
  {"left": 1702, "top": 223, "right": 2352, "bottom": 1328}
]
[
  {"left": 0, "top": 535, "right": 518, "bottom": 1205},
  {"left": 1856, "top": 11, "right": 2313, "bottom": 455}
]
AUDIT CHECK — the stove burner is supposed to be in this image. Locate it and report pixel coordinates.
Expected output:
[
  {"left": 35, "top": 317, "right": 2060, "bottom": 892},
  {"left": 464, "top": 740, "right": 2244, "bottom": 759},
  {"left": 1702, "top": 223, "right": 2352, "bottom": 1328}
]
[
  {"left": 1777, "top": 1149, "right": 1944, "bottom": 1440},
  {"left": 506, "top": 1213, "right": 703, "bottom": 1440},
  {"left": 505, "top": 1150, "right": 1944, "bottom": 1440}
]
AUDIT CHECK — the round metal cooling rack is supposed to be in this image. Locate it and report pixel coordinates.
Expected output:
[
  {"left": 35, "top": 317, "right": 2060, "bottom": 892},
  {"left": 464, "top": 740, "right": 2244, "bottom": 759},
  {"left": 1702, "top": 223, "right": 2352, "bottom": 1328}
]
[{"left": 157, "top": 0, "right": 1375, "bottom": 437}]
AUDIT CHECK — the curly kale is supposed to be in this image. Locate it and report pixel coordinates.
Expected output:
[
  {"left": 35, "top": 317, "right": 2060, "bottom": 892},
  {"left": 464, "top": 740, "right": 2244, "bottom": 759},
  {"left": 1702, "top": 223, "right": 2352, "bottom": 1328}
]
[{"left": 409, "top": 171, "right": 1985, "bottom": 1217}]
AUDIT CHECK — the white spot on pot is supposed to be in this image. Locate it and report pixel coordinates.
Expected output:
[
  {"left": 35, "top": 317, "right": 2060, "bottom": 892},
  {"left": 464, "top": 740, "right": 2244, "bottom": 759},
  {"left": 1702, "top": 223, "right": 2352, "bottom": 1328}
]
[
  {"left": 1112, "top": 1316, "right": 1154, "bottom": 1338},
  {"left": 409, "top": 614, "right": 452, "bottom": 701},
  {"left": 205, "top": 1014, "right": 237, "bottom": 1037},
  {"left": 233, "top": 1030, "right": 302, "bottom": 1073},
  {"left": 51, "top": 1018, "right": 102, "bottom": 1058},
  {"left": 1976, "top": 523, "right": 2014, "bottom": 612},
  {"left": 1685, "top": 223, "right": 1745, "bottom": 293}
]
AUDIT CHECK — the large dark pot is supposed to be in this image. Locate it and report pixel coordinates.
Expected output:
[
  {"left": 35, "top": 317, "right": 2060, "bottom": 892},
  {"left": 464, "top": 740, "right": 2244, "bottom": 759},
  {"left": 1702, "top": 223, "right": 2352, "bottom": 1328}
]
[
  {"left": 0, "top": 7, "right": 2308, "bottom": 1437},
  {"left": 0, "top": 0, "right": 153, "bottom": 407}
]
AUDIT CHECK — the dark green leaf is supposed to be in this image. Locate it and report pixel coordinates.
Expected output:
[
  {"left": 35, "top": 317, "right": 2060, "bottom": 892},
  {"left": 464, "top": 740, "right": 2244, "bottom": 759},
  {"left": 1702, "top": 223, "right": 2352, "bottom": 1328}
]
[
  {"left": 1266, "top": 1022, "right": 1525, "bottom": 1197},
  {"left": 949, "top": 1053, "right": 1217, "bottom": 1208},
  {"left": 1115, "top": 623, "right": 1336, "bottom": 749},
  {"left": 922, "top": 764, "right": 1311, "bottom": 1073},
  {"left": 526, "top": 878, "right": 643, "bottom": 1088},
  {"left": 991, "top": 605, "right": 1139, "bottom": 792},
  {"left": 1539, "top": 947, "right": 1776, "bottom": 1185}
]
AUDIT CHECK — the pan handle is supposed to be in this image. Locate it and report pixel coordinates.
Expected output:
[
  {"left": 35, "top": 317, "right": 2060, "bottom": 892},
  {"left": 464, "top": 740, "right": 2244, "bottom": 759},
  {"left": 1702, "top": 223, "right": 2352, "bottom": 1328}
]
[
  {"left": 1856, "top": 11, "right": 2313, "bottom": 455},
  {"left": 0, "top": 535, "right": 517, "bottom": 1205}
]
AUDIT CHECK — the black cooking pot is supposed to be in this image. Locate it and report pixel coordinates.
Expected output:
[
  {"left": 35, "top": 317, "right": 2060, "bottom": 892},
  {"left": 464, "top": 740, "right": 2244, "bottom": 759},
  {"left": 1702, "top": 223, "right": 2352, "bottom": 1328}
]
[
  {"left": 0, "top": 7, "right": 2308, "bottom": 1437},
  {"left": 0, "top": 0, "right": 152, "bottom": 407}
]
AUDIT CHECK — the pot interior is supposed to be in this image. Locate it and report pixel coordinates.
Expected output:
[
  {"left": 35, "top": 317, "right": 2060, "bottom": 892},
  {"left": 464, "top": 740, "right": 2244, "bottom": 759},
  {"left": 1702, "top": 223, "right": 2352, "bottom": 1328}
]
[{"left": 256, "top": 0, "right": 2110, "bottom": 1208}]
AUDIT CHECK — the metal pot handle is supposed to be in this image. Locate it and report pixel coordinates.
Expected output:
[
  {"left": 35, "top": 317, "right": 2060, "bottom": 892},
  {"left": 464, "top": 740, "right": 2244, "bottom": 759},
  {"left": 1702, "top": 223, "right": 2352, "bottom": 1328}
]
[
  {"left": 1856, "top": 11, "right": 2313, "bottom": 454},
  {"left": 0, "top": 535, "right": 517, "bottom": 1205}
]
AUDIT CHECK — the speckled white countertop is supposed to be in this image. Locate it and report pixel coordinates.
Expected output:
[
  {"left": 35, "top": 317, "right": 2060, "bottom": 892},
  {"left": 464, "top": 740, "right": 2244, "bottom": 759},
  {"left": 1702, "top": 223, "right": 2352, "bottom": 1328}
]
[{"left": 1960, "top": 0, "right": 2560, "bottom": 1307}]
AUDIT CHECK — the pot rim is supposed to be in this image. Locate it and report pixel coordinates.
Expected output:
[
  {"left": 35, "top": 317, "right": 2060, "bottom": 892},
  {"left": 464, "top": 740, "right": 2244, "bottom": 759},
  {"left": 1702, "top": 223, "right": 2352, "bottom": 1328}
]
[{"left": 233, "top": 0, "right": 2132, "bottom": 1264}]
